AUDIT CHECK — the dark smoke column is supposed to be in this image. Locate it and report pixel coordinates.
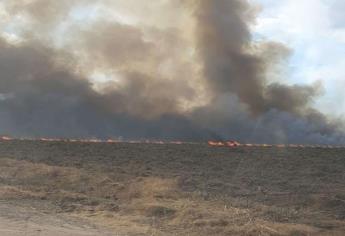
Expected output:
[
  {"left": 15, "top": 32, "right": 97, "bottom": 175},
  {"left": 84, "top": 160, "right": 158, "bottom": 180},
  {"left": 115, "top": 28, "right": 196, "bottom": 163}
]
[{"left": 193, "top": 0, "right": 267, "bottom": 114}]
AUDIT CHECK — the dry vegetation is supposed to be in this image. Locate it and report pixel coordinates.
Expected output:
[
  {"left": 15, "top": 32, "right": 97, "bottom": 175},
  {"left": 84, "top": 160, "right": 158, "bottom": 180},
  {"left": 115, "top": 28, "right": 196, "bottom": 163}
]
[{"left": 0, "top": 140, "right": 344, "bottom": 235}]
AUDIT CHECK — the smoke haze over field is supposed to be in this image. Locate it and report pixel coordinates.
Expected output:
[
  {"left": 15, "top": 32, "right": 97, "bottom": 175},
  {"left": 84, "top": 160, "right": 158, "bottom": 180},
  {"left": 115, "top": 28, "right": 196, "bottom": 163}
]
[{"left": 0, "top": 0, "right": 344, "bottom": 144}]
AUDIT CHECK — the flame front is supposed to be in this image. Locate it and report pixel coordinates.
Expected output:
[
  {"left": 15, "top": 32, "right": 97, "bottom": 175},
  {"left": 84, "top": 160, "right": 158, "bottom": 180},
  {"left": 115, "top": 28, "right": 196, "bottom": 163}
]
[{"left": 0, "top": 136, "right": 344, "bottom": 149}]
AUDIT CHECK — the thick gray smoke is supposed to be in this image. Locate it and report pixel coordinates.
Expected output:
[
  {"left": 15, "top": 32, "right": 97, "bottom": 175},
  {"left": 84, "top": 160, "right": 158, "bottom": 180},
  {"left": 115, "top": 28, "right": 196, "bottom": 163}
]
[
  {"left": 190, "top": 0, "right": 345, "bottom": 144},
  {"left": 0, "top": 38, "right": 209, "bottom": 140},
  {"left": 194, "top": 0, "right": 318, "bottom": 115},
  {"left": 0, "top": 0, "right": 344, "bottom": 144}
]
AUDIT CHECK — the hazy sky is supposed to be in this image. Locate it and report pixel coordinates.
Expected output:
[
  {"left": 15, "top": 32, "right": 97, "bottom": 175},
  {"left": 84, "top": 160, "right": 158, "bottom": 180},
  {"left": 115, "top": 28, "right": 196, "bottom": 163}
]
[
  {"left": 0, "top": 0, "right": 344, "bottom": 143},
  {"left": 1, "top": 0, "right": 344, "bottom": 118},
  {"left": 253, "top": 0, "right": 345, "bottom": 116}
]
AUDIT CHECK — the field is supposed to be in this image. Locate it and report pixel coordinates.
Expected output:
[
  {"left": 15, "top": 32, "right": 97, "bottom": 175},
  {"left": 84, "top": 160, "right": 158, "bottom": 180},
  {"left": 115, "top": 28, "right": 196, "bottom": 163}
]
[{"left": 0, "top": 140, "right": 344, "bottom": 235}]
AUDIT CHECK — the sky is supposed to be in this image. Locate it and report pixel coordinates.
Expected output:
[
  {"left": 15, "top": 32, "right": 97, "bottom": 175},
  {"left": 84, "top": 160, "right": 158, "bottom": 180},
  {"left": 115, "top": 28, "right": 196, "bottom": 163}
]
[{"left": 253, "top": 0, "right": 345, "bottom": 116}]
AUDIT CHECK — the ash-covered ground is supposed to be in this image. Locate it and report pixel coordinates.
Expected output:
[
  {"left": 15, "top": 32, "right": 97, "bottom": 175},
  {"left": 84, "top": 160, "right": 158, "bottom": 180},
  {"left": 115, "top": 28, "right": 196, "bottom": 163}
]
[{"left": 0, "top": 140, "right": 344, "bottom": 235}]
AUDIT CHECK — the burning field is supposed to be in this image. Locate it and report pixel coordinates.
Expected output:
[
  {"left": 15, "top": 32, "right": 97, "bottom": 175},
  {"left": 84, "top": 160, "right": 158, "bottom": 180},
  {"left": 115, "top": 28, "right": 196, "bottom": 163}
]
[
  {"left": 0, "top": 139, "right": 344, "bottom": 236},
  {"left": 0, "top": 0, "right": 345, "bottom": 235}
]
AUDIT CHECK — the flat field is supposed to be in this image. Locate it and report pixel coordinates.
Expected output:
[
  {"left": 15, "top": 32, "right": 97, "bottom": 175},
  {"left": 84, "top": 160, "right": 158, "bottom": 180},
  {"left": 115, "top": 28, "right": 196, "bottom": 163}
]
[{"left": 0, "top": 140, "right": 344, "bottom": 235}]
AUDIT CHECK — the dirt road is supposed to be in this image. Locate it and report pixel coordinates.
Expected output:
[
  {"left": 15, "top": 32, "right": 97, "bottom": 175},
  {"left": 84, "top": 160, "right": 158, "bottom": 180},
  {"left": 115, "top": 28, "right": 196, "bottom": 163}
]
[{"left": 0, "top": 201, "right": 113, "bottom": 236}]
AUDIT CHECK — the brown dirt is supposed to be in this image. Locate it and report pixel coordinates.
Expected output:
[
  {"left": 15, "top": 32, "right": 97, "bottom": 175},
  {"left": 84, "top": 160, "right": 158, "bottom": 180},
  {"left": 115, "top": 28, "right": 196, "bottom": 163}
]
[{"left": 0, "top": 140, "right": 344, "bottom": 235}]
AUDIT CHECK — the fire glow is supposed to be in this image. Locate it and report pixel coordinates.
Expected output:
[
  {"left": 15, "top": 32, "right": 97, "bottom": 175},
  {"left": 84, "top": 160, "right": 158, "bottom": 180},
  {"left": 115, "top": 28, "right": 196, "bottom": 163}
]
[
  {"left": 207, "top": 141, "right": 345, "bottom": 149},
  {"left": 0, "top": 136, "right": 344, "bottom": 149},
  {"left": 208, "top": 140, "right": 240, "bottom": 147}
]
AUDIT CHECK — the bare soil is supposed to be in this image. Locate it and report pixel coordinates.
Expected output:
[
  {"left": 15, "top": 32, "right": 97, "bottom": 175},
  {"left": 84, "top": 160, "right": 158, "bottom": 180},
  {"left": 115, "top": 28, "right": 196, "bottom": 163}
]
[{"left": 0, "top": 140, "right": 344, "bottom": 235}]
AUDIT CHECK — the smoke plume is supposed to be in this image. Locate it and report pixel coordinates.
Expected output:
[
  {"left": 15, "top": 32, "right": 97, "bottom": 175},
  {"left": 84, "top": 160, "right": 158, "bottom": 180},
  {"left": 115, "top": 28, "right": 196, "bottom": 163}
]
[{"left": 0, "top": 0, "right": 344, "bottom": 144}]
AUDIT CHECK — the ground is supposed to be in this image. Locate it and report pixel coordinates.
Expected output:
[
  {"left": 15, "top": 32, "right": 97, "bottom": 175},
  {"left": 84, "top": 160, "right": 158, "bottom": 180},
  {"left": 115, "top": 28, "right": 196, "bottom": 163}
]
[{"left": 0, "top": 140, "right": 344, "bottom": 235}]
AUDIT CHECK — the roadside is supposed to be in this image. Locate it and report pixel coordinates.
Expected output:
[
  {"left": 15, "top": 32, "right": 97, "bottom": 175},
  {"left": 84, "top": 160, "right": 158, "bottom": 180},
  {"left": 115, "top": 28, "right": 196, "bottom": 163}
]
[{"left": 0, "top": 201, "right": 113, "bottom": 236}]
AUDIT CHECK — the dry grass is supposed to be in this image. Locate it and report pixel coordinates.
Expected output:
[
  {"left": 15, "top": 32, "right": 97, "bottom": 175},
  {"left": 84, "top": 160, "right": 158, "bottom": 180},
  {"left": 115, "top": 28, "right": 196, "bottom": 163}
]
[{"left": 0, "top": 140, "right": 344, "bottom": 235}]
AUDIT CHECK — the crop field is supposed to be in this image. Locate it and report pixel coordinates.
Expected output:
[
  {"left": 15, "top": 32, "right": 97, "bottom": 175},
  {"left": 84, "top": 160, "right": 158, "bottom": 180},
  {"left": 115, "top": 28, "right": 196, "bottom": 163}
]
[{"left": 0, "top": 140, "right": 344, "bottom": 235}]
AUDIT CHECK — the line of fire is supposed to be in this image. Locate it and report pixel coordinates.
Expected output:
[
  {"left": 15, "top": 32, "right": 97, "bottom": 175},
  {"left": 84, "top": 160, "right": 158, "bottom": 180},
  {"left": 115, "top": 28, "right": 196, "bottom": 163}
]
[{"left": 1, "top": 136, "right": 344, "bottom": 149}]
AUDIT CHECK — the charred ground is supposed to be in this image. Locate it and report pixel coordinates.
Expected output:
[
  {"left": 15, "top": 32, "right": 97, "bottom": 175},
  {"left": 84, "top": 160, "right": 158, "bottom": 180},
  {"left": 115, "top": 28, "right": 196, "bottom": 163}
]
[{"left": 0, "top": 140, "right": 344, "bottom": 235}]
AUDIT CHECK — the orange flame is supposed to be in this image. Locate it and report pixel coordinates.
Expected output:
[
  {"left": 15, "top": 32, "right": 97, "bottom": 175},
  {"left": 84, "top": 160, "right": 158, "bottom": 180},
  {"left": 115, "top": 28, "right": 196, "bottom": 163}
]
[
  {"left": 0, "top": 136, "right": 13, "bottom": 141},
  {"left": 208, "top": 140, "right": 241, "bottom": 147},
  {"left": 208, "top": 141, "right": 225, "bottom": 146}
]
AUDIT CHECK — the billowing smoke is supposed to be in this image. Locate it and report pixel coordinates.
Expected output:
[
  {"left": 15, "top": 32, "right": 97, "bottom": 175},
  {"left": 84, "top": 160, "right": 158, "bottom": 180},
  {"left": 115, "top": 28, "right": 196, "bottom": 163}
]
[
  {"left": 0, "top": 0, "right": 344, "bottom": 144},
  {"left": 190, "top": 0, "right": 345, "bottom": 144}
]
